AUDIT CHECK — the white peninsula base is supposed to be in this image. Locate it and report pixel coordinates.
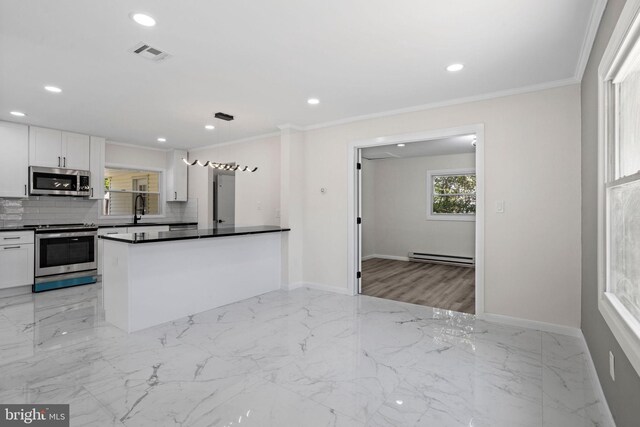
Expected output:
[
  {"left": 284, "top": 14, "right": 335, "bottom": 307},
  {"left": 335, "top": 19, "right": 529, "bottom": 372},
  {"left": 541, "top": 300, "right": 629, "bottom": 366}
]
[{"left": 102, "top": 232, "right": 282, "bottom": 332}]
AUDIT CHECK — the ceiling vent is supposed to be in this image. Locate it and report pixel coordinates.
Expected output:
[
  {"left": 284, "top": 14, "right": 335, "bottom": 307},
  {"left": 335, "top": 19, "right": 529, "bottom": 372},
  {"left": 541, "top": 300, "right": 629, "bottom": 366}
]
[{"left": 130, "top": 42, "right": 171, "bottom": 62}]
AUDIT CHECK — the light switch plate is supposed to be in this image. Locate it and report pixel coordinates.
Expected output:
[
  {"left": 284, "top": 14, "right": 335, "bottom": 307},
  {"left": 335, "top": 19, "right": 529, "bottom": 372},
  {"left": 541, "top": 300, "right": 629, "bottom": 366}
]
[{"left": 496, "top": 200, "right": 505, "bottom": 213}]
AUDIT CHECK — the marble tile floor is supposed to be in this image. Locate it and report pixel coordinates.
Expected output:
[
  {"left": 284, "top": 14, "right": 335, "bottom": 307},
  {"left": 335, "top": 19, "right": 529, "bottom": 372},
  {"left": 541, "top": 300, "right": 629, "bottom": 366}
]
[{"left": 0, "top": 283, "right": 613, "bottom": 427}]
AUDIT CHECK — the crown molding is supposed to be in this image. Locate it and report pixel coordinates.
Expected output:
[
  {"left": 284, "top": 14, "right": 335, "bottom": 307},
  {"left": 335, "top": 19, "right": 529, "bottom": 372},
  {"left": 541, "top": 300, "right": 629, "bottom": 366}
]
[
  {"left": 277, "top": 123, "right": 305, "bottom": 132},
  {"left": 575, "top": 0, "right": 608, "bottom": 81},
  {"left": 298, "top": 77, "right": 579, "bottom": 132}
]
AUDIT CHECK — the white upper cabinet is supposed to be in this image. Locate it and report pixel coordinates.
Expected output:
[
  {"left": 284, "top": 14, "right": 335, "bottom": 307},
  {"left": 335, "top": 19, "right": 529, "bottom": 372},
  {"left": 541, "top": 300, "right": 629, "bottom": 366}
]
[
  {"left": 0, "top": 121, "right": 29, "bottom": 198},
  {"left": 89, "top": 136, "right": 105, "bottom": 200},
  {"left": 29, "top": 126, "right": 90, "bottom": 170},
  {"left": 62, "top": 132, "right": 90, "bottom": 170},
  {"left": 166, "top": 149, "right": 188, "bottom": 202},
  {"left": 29, "top": 126, "right": 62, "bottom": 168}
]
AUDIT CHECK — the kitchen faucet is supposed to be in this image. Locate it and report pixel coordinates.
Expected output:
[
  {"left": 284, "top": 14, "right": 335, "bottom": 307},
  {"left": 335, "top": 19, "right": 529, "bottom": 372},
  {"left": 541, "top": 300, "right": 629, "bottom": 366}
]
[{"left": 133, "top": 194, "right": 145, "bottom": 225}]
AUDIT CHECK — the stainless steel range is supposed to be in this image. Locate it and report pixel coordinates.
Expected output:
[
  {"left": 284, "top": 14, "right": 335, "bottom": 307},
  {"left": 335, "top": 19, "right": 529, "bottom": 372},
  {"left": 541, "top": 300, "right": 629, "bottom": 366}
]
[{"left": 30, "top": 223, "right": 98, "bottom": 292}]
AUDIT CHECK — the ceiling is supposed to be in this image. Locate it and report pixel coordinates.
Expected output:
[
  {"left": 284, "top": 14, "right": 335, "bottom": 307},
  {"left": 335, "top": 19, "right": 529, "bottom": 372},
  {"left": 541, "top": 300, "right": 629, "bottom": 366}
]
[
  {"left": 0, "top": 0, "right": 600, "bottom": 149},
  {"left": 362, "top": 135, "right": 476, "bottom": 160}
]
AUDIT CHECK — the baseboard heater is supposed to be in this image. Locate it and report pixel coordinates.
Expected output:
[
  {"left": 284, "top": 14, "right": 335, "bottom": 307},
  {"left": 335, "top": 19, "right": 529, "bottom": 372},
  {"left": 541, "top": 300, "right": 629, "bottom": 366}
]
[{"left": 408, "top": 252, "right": 475, "bottom": 267}]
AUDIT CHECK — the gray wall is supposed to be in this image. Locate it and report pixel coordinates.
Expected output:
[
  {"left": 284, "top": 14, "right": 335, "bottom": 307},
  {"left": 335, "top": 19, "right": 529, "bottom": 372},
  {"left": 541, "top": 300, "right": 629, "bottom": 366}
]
[{"left": 581, "top": 1, "right": 640, "bottom": 426}]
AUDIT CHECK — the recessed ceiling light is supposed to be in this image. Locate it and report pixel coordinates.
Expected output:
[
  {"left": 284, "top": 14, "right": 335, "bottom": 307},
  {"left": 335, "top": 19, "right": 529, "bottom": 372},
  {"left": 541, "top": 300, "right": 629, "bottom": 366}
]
[
  {"left": 10, "top": 111, "right": 26, "bottom": 117},
  {"left": 397, "top": 143, "right": 406, "bottom": 147},
  {"left": 44, "top": 85, "right": 62, "bottom": 93},
  {"left": 205, "top": 125, "right": 215, "bottom": 130},
  {"left": 446, "top": 63, "right": 464, "bottom": 72},
  {"left": 131, "top": 13, "right": 156, "bottom": 27},
  {"left": 307, "top": 98, "right": 320, "bottom": 105},
  {"left": 157, "top": 137, "right": 166, "bottom": 143}
]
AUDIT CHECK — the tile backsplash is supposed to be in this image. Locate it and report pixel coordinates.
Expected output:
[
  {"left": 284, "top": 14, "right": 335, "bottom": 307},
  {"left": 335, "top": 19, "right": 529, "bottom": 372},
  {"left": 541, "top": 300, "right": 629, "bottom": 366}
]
[{"left": 0, "top": 196, "right": 198, "bottom": 227}]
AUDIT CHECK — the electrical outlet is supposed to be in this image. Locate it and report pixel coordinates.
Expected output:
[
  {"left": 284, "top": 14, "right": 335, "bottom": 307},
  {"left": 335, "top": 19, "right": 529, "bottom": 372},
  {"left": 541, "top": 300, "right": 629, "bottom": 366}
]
[{"left": 609, "top": 351, "right": 615, "bottom": 381}]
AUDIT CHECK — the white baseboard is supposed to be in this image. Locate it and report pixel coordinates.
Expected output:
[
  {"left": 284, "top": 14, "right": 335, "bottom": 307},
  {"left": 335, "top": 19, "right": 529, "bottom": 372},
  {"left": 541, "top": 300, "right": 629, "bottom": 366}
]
[
  {"left": 478, "top": 313, "right": 582, "bottom": 337},
  {"left": 283, "top": 282, "right": 354, "bottom": 296},
  {"left": 580, "top": 332, "right": 616, "bottom": 427},
  {"left": 0, "top": 285, "right": 31, "bottom": 299},
  {"left": 363, "top": 254, "right": 410, "bottom": 262}
]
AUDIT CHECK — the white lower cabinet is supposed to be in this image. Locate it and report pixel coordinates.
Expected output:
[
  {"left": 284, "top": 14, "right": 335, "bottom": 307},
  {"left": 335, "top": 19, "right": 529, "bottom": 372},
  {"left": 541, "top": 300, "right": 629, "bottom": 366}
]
[
  {"left": 97, "top": 227, "right": 128, "bottom": 275},
  {"left": 97, "top": 225, "right": 170, "bottom": 275},
  {"left": 0, "top": 232, "right": 34, "bottom": 289}
]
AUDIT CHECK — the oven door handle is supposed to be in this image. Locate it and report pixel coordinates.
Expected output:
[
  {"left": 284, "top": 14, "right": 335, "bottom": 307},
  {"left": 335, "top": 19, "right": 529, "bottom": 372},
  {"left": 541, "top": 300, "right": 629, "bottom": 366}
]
[{"left": 36, "top": 231, "right": 97, "bottom": 239}]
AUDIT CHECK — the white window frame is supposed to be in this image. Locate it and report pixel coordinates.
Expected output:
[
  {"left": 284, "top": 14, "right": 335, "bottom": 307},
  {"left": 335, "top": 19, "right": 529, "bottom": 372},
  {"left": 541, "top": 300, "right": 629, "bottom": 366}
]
[
  {"left": 99, "top": 163, "right": 166, "bottom": 219},
  {"left": 426, "top": 168, "right": 476, "bottom": 221},
  {"left": 597, "top": 0, "right": 640, "bottom": 377}
]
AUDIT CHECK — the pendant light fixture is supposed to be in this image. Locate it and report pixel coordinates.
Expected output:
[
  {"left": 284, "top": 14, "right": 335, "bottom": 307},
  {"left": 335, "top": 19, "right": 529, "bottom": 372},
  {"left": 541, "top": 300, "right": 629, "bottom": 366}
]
[{"left": 183, "top": 112, "right": 258, "bottom": 172}]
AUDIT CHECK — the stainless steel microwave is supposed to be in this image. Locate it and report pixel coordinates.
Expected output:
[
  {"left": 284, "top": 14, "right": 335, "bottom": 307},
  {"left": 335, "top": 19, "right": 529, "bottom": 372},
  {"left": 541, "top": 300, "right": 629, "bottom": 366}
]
[{"left": 29, "top": 167, "right": 91, "bottom": 197}]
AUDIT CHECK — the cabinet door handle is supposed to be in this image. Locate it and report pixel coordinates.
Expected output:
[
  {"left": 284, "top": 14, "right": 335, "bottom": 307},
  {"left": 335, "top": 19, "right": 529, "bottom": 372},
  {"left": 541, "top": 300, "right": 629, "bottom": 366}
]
[
  {"left": 3, "top": 237, "right": 20, "bottom": 240},
  {"left": 174, "top": 192, "right": 177, "bottom": 200},
  {"left": 91, "top": 188, "right": 94, "bottom": 197},
  {"left": 58, "top": 156, "right": 61, "bottom": 167},
  {"left": 3, "top": 246, "right": 21, "bottom": 250},
  {"left": 24, "top": 184, "right": 27, "bottom": 196},
  {"left": 63, "top": 157, "right": 66, "bottom": 167}
]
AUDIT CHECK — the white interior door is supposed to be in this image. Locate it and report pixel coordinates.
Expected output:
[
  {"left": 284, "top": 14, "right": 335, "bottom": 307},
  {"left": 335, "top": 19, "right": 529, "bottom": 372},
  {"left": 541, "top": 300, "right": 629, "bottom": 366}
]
[{"left": 216, "top": 174, "right": 235, "bottom": 227}]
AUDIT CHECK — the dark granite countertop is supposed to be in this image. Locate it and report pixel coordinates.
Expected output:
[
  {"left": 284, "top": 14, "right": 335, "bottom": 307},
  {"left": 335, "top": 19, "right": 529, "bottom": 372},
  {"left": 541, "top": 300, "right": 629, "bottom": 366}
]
[
  {"left": 99, "top": 225, "right": 290, "bottom": 244},
  {"left": 0, "top": 226, "right": 36, "bottom": 233},
  {"left": 97, "top": 221, "right": 198, "bottom": 229}
]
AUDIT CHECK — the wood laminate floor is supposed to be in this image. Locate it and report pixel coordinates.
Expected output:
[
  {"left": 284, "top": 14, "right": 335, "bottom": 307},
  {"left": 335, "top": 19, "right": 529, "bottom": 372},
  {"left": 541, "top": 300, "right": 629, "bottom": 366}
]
[{"left": 361, "top": 258, "right": 475, "bottom": 314}]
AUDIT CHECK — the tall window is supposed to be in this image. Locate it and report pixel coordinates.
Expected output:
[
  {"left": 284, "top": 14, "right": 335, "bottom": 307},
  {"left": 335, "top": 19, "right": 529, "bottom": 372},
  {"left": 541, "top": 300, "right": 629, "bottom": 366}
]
[
  {"left": 103, "top": 168, "right": 162, "bottom": 216},
  {"left": 599, "top": 0, "right": 640, "bottom": 375},
  {"left": 609, "top": 66, "right": 640, "bottom": 321},
  {"left": 427, "top": 169, "right": 476, "bottom": 221}
]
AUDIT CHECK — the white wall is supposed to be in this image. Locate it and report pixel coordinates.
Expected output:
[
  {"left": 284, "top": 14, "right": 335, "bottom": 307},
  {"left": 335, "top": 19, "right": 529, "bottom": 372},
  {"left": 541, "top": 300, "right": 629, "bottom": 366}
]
[
  {"left": 363, "top": 153, "right": 476, "bottom": 260},
  {"left": 188, "top": 135, "right": 281, "bottom": 228},
  {"left": 105, "top": 142, "right": 167, "bottom": 170},
  {"left": 297, "top": 85, "right": 582, "bottom": 328}
]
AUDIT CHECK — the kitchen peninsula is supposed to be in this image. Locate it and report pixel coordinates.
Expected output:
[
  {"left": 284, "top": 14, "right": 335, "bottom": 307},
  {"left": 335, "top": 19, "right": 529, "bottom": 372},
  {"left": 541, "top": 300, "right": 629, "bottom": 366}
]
[{"left": 100, "top": 226, "right": 289, "bottom": 332}]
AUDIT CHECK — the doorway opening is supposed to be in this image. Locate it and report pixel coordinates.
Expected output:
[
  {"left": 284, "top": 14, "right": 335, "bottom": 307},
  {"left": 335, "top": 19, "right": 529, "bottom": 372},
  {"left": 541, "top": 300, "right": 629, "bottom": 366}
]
[
  {"left": 212, "top": 167, "right": 235, "bottom": 228},
  {"left": 348, "top": 125, "right": 485, "bottom": 315}
]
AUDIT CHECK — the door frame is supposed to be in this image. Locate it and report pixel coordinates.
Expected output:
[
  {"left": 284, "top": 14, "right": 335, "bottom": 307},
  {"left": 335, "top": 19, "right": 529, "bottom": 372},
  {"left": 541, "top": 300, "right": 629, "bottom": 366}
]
[
  {"left": 212, "top": 167, "right": 236, "bottom": 227},
  {"left": 347, "top": 124, "right": 486, "bottom": 315}
]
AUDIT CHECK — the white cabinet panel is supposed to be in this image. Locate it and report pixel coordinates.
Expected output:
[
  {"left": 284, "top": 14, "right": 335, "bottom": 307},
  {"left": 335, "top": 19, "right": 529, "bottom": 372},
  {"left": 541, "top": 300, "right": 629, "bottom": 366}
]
[
  {"left": 89, "top": 136, "right": 105, "bottom": 199},
  {"left": 29, "top": 126, "right": 62, "bottom": 168},
  {"left": 62, "top": 132, "right": 90, "bottom": 170},
  {"left": 0, "top": 235, "right": 34, "bottom": 289},
  {"left": 166, "top": 149, "right": 188, "bottom": 202},
  {"left": 0, "top": 121, "right": 29, "bottom": 198},
  {"left": 98, "top": 227, "right": 128, "bottom": 275}
]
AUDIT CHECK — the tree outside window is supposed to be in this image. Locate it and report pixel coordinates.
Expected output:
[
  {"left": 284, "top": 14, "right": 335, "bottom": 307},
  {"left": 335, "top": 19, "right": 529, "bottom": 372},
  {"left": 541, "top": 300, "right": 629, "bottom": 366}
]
[{"left": 427, "top": 169, "right": 476, "bottom": 221}]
